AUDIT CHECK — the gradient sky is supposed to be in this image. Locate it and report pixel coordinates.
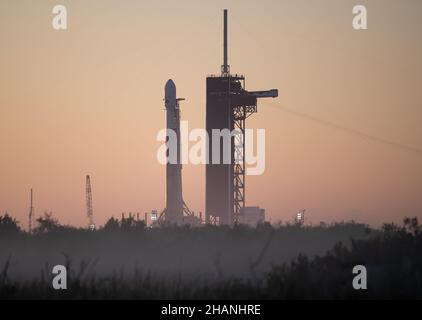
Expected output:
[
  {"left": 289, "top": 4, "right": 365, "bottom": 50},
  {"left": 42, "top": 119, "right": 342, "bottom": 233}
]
[{"left": 1, "top": 0, "right": 421, "bottom": 228}]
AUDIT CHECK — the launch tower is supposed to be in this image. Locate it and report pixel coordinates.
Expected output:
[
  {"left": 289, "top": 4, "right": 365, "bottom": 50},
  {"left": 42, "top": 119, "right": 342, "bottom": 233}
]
[{"left": 205, "top": 10, "right": 278, "bottom": 225}]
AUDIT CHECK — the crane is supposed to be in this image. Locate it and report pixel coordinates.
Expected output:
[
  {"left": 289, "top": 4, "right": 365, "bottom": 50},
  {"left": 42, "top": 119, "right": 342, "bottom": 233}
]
[{"left": 85, "top": 175, "right": 95, "bottom": 230}]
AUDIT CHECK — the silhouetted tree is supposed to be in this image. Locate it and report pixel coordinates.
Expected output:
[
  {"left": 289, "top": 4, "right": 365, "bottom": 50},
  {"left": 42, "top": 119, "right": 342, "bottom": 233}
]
[
  {"left": 102, "top": 215, "right": 146, "bottom": 232},
  {"left": 0, "top": 213, "right": 20, "bottom": 235},
  {"left": 33, "top": 212, "right": 63, "bottom": 234},
  {"left": 103, "top": 217, "right": 119, "bottom": 231},
  {"left": 403, "top": 216, "right": 420, "bottom": 235}
]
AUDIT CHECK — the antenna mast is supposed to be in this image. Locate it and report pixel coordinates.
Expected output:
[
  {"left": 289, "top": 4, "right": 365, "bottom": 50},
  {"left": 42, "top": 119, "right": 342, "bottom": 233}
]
[
  {"left": 221, "top": 9, "right": 230, "bottom": 75},
  {"left": 28, "top": 188, "right": 34, "bottom": 233}
]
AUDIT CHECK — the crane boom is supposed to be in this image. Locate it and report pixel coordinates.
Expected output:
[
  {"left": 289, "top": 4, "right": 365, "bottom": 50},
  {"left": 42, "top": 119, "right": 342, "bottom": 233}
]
[{"left": 85, "top": 175, "right": 95, "bottom": 229}]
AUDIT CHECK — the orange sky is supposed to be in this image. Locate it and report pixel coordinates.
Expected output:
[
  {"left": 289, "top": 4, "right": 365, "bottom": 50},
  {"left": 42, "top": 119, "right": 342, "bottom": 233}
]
[{"left": 1, "top": 0, "right": 421, "bottom": 228}]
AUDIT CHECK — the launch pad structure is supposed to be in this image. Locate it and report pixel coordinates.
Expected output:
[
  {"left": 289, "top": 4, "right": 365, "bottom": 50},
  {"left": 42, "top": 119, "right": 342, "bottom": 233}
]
[
  {"left": 157, "top": 9, "right": 277, "bottom": 227},
  {"left": 205, "top": 10, "right": 278, "bottom": 225}
]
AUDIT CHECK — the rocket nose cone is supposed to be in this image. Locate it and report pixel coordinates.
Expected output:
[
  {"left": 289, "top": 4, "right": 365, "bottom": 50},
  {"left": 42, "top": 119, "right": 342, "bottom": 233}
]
[{"left": 165, "top": 79, "right": 176, "bottom": 97}]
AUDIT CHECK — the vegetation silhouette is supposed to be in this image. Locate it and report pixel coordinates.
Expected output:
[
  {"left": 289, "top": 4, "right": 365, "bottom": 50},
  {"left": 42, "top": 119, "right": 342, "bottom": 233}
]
[{"left": 0, "top": 213, "right": 420, "bottom": 299}]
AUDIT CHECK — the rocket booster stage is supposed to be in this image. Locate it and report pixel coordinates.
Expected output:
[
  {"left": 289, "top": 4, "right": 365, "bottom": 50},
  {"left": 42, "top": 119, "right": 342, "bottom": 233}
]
[{"left": 164, "top": 79, "right": 183, "bottom": 224}]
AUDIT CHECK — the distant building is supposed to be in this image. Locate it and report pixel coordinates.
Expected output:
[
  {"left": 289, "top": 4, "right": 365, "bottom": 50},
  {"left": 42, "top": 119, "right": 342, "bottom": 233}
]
[
  {"left": 151, "top": 210, "right": 158, "bottom": 222},
  {"left": 295, "top": 209, "right": 306, "bottom": 226},
  {"left": 239, "top": 206, "right": 265, "bottom": 227}
]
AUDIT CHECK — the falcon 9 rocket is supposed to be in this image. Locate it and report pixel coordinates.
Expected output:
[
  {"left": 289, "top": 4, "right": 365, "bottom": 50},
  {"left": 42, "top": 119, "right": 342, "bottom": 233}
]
[{"left": 164, "top": 79, "right": 184, "bottom": 224}]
